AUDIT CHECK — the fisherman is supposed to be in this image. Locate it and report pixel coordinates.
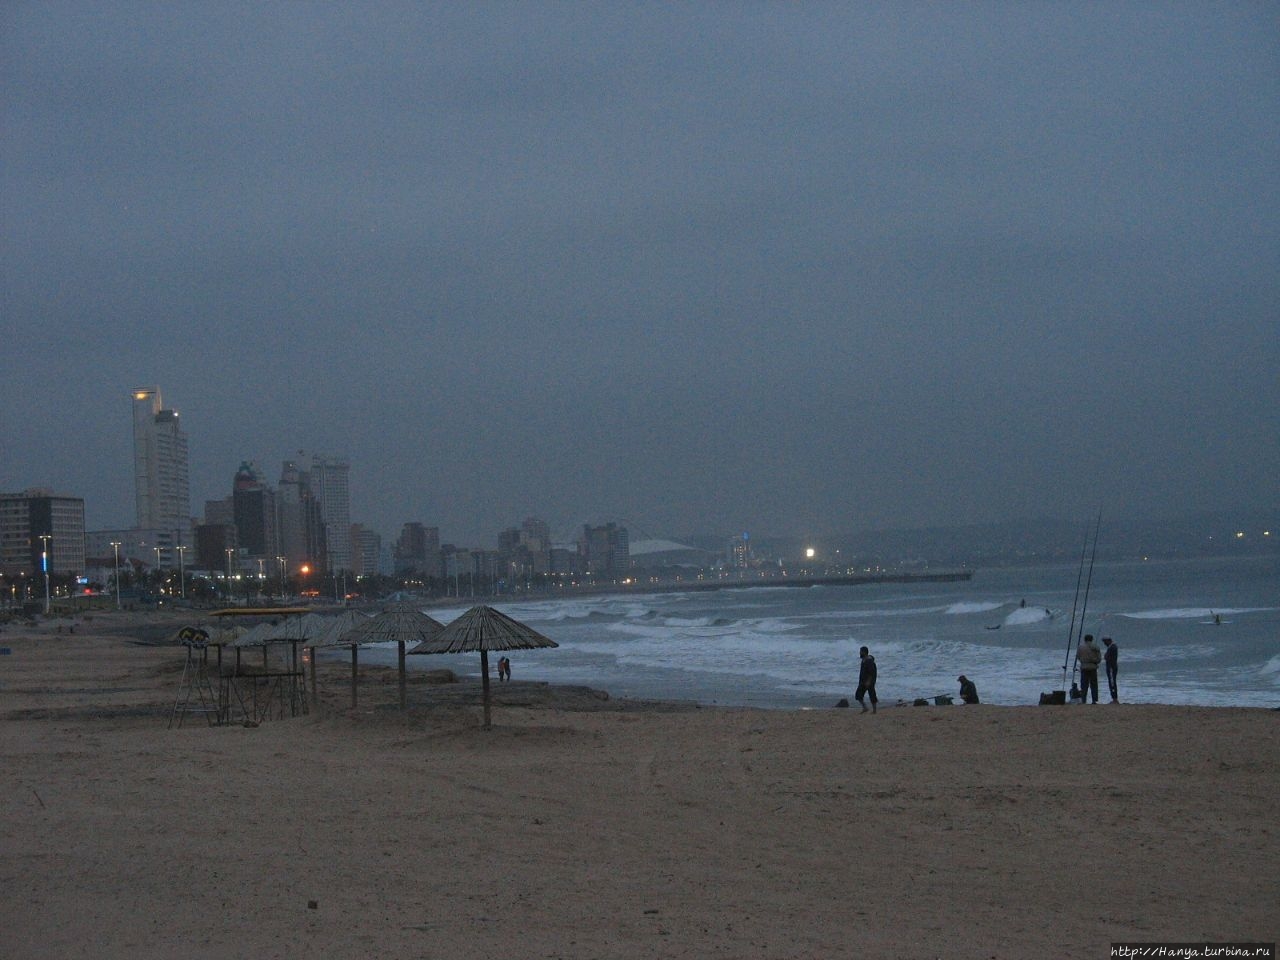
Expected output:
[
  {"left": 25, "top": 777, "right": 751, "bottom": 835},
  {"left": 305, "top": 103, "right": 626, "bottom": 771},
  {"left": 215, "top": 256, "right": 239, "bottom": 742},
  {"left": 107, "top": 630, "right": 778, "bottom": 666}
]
[
  {"left": 1076, "top": 634, "right": 1102, "bottom": 704},
  {"left": 957, "top": 675, "right": 980, "bottom": 704},
  {"left": 1102, "top": 637, "right": 1119, "bottom": 703},
  {"left": 856, "top": 646, "right": 878, "bottom": 714}
]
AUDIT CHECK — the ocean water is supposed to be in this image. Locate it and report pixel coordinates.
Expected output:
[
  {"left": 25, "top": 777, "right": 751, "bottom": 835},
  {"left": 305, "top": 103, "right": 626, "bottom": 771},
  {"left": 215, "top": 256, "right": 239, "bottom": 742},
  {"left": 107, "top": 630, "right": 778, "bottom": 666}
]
[{"left": 351, "top": 554, "right": 1279, "bottom": 709}]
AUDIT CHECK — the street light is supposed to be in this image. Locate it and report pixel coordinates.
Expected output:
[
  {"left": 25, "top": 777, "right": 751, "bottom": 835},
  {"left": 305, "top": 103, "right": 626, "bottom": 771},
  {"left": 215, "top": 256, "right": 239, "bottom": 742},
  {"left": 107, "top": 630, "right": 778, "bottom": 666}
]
[
  {"left": 277, "top": 556, "right": 286, "bottom": 601},
  {"left": 256, "top": 558, "right": 265, "bottom": 601},
  {"left": 39, "top": 534, "right": 52, "bottom": 614},
  {"left": 176, "top": 545, "right": 187, "bottom": 600},
  {"left": 110, "top": 541, "right": 122, "bottom": 610},
  {"left": 154, "top": 546, "right": 162, "bottom": 594},
  {"left": 225, "top": 548, "right": 235, "bottom": 604}
]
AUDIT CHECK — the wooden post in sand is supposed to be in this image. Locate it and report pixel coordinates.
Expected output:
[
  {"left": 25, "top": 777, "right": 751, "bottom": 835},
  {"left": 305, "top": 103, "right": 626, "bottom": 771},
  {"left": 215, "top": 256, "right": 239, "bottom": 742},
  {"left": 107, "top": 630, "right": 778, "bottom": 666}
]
[
  {"left": 309, "top": 645, "right": 318, "bottom": 707},
  {"left": 480, "top": 649, "right": 492, "bottom": 729},
  {"left": 398, "top": 640, "right": 407, "bottom": 711},
  {"left": 350, "top": 644, "right": 358, "bottom": 710}
]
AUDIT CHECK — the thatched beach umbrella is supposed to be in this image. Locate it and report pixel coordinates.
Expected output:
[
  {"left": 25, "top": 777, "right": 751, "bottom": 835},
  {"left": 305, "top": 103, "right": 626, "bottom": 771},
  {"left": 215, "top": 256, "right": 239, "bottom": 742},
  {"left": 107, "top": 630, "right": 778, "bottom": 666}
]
[
  {"left": 342, "top": 603, "right": 445, "bottom": 710},
  {"left": 409, "top": 605, "right": 558, "bottom": 728},
  {"left": 264, "top": 613, "right": 332, "bottom": 704},
  {"left": 301, "top": 609, "right": 370, "bottom": 708}
]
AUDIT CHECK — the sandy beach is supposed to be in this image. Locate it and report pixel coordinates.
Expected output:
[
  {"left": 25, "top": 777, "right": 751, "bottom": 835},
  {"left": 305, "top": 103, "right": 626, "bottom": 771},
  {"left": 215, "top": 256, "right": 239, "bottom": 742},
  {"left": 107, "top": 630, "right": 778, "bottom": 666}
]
[{"left": 1, "top": 610, "right": 1276, "bottom": 959}]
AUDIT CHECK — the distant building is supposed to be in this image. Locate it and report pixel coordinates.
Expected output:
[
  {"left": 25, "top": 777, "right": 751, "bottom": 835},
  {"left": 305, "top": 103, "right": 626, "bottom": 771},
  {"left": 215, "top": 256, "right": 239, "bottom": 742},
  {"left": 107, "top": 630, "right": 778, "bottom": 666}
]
[
  {"left": 350, "top": 524, "right": 382, "bottom": 577},
  {"left": 194, "top": 523, "right": 237, "bottom": 573},
  {"left": 548, "top": 546, "right": 581, "bottom": 576},
  {"left": 395, "top": 522, "right": 440, "bottom": 578},
  {"left": 85, "top": 528, "right": 184, "bottom": 571},
  {"left": 498, "top": 517, "right": 553, "bottom": 580},
  {"left": 521, "top": 517, "right": 551, "bottom": 574},
  {"left": 1, "top": 489, "right": 86, "bottom": 576},
  {"left": 631, "top": 539, "right": 711, "bottom": 569},
  {"left": 231, "top": 462, "right": 279, "bottom": 560},
  {"left": 277, "top": 460, "right": 327, "bottom": 568},
  {"left": 580, "top": 523, "right": 630, "bottom": 577},
  {"left": 204, "top": 498, "right": 235, "bottom": 527},
  {"left": 131, "top": 387, "right": 191, "bottom": 552},
  {"left": 309, "top": 455, "right": 351, "bottom": 573}
]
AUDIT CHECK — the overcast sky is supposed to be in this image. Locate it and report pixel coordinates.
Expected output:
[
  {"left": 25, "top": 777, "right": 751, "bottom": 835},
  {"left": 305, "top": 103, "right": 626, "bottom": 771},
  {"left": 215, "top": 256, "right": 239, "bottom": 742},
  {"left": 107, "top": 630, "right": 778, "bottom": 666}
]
[{"left": 3, "top": 3, "right": 1277, "bottom": 546}]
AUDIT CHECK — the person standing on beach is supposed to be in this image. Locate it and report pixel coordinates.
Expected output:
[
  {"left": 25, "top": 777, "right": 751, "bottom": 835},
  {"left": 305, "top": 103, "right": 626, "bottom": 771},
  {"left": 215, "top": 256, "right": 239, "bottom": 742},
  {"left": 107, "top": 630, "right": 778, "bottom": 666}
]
[
  {"left": 1102, "top": 637, "right": 1118, "bottom": 703},
  {"left": 958, "top": 675, "right": 980, "bottom": 704},
  {"left": 1076, "top": 634, "right": 1102, "bottom": 704},
  {"left": 856, "top": 646, "right": 878, "bottom": 714}
]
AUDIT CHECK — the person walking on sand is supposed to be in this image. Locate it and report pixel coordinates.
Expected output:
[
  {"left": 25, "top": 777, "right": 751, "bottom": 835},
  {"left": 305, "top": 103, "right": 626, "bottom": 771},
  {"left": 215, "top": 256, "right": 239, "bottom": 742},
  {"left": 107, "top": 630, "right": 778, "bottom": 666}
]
[
  {"left": 1076, "top": 634, "right": 1102, "bottom": 704},
  {"left": 1102, "top": 637, "right": 1119, "bottom": 703},
  {"left": 856, "top": 646, "right": 878, "bottom": 714}
]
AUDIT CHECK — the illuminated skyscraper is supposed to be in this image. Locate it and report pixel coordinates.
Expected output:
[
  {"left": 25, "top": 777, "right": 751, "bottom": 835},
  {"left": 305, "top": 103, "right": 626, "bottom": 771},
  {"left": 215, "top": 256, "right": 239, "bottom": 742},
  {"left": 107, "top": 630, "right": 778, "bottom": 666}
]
[
  {"left": 309, "top": 455, "right": 351, "bottom": 573},
  {"left": 131, "top": 387, "right": 190, "bottom": 548},
  {"left": 277, "top": 459, "right": 327, "bottom": 567}
]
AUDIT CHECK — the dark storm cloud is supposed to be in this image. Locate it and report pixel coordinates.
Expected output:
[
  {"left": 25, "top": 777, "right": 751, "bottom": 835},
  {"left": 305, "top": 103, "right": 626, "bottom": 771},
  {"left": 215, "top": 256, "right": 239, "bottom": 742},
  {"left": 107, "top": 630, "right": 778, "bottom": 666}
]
[{"left": 3, "top": 3, "right": 1277, "bottom": 544}]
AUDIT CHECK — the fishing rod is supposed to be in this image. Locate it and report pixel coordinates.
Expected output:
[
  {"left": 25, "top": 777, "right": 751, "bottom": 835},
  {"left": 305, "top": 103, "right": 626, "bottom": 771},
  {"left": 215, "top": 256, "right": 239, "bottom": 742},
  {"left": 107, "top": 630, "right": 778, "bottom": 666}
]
[
  {"left": 1060, "top": 524, "right": 1091, "bottom": 689},
  {"left": 1060, "top": 511, "right": 1102, "bottom": 692},
  {"left": 1075, "top": 510, "right": 1103, "bottom": 650}
]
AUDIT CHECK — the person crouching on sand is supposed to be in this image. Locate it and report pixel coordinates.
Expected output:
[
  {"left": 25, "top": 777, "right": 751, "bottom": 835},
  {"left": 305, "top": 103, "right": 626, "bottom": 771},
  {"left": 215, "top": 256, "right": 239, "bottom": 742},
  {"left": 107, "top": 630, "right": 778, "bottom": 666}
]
[
  {"left": 958, "top": 675, "right": 980, "bottom": 704},
  {"left": 856, "top": 646, "right": 878, "bottom": 714}
]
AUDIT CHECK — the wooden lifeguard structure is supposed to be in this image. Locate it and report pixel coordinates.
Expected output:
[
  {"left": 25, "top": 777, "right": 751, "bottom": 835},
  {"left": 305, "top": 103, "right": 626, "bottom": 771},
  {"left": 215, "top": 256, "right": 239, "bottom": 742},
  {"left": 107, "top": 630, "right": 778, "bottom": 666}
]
[{"left": 201, "top": 608, "right": 312, "bottom": 725}]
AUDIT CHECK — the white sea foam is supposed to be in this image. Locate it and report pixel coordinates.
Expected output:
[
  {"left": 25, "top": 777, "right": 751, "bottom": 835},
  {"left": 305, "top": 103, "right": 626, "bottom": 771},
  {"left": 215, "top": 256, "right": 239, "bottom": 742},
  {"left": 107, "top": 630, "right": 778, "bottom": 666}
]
[
  {"left": 945, "top": 601, "right": 1004, "bottom": 615},
  {"left": 1117, "top": 606, "right": 1273, "bottom": 620},
  {"left": 1004, "top": 606, "right": 1053, "bottom": 626},
  {"left": 373, "top": 557, "right": 1278, "bottom": 707}
]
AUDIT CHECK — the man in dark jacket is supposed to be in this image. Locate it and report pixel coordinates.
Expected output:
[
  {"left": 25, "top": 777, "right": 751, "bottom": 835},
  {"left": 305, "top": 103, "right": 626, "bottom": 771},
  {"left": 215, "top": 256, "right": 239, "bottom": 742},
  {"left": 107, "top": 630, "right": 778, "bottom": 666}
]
[
  {"left": 856, "top": 646, "right": 878, "bottom": 714},
  {"left": 958, "top": 675, "right": 980, "bottom": 704},
  {"left": 1102, "top": 637, "right": 1119, "bottom": 703}
]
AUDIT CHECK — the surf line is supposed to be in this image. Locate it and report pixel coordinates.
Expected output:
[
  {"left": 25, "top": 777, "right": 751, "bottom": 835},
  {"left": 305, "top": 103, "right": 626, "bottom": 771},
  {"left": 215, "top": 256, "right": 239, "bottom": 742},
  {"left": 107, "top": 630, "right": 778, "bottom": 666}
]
[{"left": 1060, "top": 510, "right": 1102, "bottom": 694}]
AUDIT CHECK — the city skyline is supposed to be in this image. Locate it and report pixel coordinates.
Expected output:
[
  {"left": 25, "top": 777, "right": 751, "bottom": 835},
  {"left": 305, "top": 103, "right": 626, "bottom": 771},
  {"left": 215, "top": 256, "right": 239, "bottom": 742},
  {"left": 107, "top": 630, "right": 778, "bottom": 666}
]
[{"left": 3, "top": 6, "right": 1277, "bottom": 545}]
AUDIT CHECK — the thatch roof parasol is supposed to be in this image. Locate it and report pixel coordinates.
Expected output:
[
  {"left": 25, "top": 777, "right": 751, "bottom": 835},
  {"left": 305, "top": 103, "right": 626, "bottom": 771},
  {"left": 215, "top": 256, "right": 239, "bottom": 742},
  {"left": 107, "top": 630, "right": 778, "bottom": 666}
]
[
  {"left": 409, "top": 605, "right": 558, "bottom": 728},
  {"left": 311, "top": 609, "right": 370, "bottom": 647},
  {"left": 340, "top": 603, "right": 446, "bottom": 710}
]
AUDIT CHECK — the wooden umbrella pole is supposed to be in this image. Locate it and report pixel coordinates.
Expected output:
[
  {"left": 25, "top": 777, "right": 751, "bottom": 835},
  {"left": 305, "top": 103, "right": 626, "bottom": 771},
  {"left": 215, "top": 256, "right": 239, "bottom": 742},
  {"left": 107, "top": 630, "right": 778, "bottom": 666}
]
[
  {"left": 398, "top": 640, "right": 407, "bottom": 711},
  {"left": 309, "top": 645, "right": 318, "bottom": 707},
  {"left": 351, "top": 645, "right": 358, "bottom": 710},
  {"left": 480, "top": 649, "right": 491, "bottom": 729}
]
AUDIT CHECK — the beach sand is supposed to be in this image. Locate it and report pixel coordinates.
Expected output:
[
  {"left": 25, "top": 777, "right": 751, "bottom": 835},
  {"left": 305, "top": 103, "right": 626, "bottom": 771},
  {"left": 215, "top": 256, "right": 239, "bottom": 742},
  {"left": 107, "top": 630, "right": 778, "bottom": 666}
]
[{"left": 1, "top": 611, "right": 1276, "bottom": 959}]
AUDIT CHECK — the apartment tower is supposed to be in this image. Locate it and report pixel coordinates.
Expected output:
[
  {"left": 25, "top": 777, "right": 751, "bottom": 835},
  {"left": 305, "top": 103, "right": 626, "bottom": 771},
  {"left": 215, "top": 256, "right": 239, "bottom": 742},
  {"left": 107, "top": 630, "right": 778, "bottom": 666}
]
[
  {"left": 309, "top": 455, "right": 351, "bottom": 573},
  {"left": 131, "top": 387, "right": 190, "bottom": 547}
]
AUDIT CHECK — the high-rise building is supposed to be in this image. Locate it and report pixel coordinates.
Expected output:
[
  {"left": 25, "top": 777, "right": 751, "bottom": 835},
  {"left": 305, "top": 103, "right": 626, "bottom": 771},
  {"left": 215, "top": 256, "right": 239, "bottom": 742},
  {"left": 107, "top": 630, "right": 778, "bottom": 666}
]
[
  {"left": 521, "top": 517, "right": 551, "bottom": 574},
  {"left": 349, "top": 524, "right": 382, "bottom": 577},
  {"left": 132, "top": 388, "right": 191, "bottom": 550},
  {"left": 1, "top": 489, "right": 86, "bottom": 576},
  {"left": 309, "top": 455, "right": 351, "bottom": 573},
  {"left": 394, "top": 522, "right": 440, "bottom": 578},
  {"left": 277, "top": 460, "right": 327, "bottom": 568},
  {"left": 580, "top": 523, "right": 630, "bottom": 577},
  {"left": 231, "top": 462, "right": 278, "bottom": 560}
]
